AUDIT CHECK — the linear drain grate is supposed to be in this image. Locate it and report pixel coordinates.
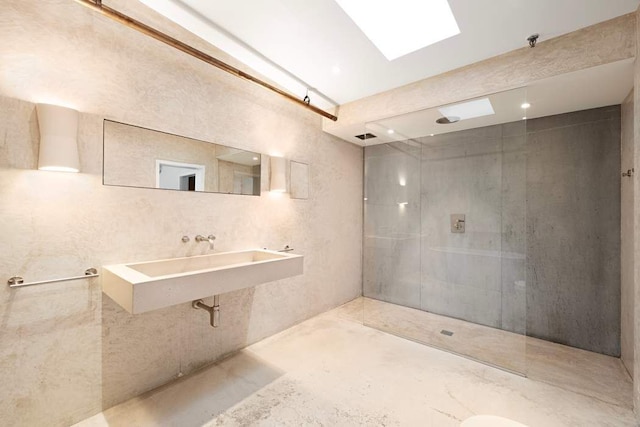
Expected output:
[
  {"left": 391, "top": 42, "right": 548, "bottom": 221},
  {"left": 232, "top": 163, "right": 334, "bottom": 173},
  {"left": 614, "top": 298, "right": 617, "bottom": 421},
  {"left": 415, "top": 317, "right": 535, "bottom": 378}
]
[{"left": 440, "top": 329, "right": 454, "bottom": 336}]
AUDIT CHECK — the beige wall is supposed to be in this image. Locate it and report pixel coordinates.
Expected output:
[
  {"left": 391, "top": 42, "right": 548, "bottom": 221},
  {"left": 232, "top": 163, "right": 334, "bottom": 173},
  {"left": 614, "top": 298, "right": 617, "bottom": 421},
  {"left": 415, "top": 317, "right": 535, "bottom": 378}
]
[
  {"left": 1, "top": 0, "right": 637, "bottom": 425},
  {"left": 0, "top": 1, "right": 362, "bottom": 426}
]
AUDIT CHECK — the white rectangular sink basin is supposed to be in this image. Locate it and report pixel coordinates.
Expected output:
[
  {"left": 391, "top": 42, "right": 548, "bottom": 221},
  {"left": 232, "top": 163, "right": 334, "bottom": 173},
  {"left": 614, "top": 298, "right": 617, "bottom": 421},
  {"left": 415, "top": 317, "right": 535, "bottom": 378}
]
[{"left": 102, "top": 249, "right": 303, "bottom": 314}]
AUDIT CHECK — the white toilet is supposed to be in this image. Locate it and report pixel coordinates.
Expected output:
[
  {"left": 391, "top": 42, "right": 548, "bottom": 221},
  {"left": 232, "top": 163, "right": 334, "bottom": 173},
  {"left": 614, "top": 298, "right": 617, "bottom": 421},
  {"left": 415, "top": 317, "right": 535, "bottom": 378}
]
[{"left": 461, "top": 415, "right": 528, "bottom": 427}]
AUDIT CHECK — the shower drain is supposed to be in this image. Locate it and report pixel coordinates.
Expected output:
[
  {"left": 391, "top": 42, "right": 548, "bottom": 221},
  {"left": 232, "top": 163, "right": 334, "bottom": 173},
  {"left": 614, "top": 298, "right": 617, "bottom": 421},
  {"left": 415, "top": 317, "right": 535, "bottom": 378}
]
[{"left": 440, "top": 330, "right": 454, "bottom": 336}]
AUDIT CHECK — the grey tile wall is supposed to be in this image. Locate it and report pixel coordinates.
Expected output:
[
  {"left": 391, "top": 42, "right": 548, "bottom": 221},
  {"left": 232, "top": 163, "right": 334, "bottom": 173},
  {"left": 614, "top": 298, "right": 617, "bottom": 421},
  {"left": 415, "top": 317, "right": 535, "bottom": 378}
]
[
  {"left": 363, "top": 143, "right": 421, "bottom": 308},
  {"left": 420, "top": 127, "right": 507, "bottom": 328},
  {"left": 526, "top": 106, "right": 621, "bottom": 356},
  {"left": 364, "top": 105, "right": 621, "bottom": 357}
]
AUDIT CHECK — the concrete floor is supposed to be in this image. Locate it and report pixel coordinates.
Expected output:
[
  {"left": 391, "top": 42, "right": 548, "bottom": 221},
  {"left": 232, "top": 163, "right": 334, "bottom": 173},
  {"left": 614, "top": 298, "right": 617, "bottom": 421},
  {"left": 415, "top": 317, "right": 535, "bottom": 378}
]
[
  {"left": 357, "top": 297, "right": 631, "bottom": 407},
  {"left": 76, "top": 299, "right": 635, "bottom": 426}
]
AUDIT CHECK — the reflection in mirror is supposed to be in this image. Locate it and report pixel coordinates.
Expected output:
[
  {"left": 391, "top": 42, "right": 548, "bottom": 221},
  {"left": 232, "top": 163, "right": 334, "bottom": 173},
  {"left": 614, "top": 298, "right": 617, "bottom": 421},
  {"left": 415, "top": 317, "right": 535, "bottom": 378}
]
[
  {"left": 290, "top": 161, "right": 309, "bottom": 200},
  {"left": 156, "top": 160, "right": 205, "bottom": 191},
  {"left": 103, "top": 120, "right": 261, "bottom": 195}
]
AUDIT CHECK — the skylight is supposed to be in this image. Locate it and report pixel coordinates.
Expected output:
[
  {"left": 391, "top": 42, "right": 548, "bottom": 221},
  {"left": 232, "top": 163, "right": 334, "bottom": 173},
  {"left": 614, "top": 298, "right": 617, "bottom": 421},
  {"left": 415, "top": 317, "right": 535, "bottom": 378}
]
[
  {"left": 438, "top": 98, "right": 495, "bottom": 121},
  {"left": 334, "top": 0, "right": 460, "bottom": 61}
]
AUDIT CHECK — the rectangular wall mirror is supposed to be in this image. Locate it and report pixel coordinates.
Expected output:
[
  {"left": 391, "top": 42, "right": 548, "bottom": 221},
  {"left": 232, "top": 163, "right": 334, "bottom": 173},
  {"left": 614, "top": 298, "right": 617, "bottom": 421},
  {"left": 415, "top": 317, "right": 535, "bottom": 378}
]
[{"left": 103, "top": 120, "right": 261, "bottom": 195}]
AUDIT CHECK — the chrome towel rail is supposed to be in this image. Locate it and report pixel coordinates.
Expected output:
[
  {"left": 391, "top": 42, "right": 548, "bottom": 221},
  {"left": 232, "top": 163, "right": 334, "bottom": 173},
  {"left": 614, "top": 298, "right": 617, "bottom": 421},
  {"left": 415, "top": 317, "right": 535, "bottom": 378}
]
[{"left": 7, "top": 268, "right": 99, "bottom": 288}]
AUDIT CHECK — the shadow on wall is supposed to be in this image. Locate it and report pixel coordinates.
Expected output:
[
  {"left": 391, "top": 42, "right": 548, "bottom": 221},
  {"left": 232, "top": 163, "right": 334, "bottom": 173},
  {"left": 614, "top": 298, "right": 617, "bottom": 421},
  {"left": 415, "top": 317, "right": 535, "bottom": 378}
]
[
  {"left": 0, "top": 279, "right": 102, "bottom": 426},
  {"left": 99, "top": 349, "right": 284, "bottom": 426},
  {"left": 101, "top": 288, "right": 258, "bottom": 409}
]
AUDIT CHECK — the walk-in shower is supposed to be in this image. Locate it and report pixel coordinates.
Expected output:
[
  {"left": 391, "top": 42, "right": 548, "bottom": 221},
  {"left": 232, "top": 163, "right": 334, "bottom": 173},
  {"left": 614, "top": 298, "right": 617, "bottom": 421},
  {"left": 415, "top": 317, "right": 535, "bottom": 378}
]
[{"left": 361, "top": 65, "right": 626, "bottom": 378}]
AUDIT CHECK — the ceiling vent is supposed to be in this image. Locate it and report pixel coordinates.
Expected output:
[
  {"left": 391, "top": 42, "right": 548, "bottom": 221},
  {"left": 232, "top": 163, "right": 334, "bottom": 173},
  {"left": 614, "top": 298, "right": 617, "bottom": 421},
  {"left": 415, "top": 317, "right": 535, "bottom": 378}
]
[{"left": 354, "top": 133, "right": 377, "bottom": 140}]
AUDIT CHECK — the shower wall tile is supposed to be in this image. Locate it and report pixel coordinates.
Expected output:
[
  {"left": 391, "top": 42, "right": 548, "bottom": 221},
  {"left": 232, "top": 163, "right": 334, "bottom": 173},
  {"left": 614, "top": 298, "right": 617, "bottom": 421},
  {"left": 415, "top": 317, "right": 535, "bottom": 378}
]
[
  {"left": 420, "top": 129, "right": 504, "bottom": 327},
  {"left": 420, "top": 277, "right": 502, "bottom": 327},
  {"left": 620, "top": 90, "right": 634, "bottom": 377},
  {"left": 501, "top": 133, "right": 527, "bottom": 333},
  {"left": 526, "top": 106, "right": 621, "bottom": 356},
  {"left": 501, "top": 135, "right": 527, "bottom": 255},
  {"left": 367, "top": 106, "right": 619, "bottom": 353},
  {"left": 500, "top": 258, "right": 527, "bottom": 334},
  {"left": 439, "top": 250, "right": 502, "bottom": 293},
  {"left": 0, "top": 1, "right": 363, "bottom": 425},
  {"left": 364, "top": 143, "right": 421, "bottom": 308}
]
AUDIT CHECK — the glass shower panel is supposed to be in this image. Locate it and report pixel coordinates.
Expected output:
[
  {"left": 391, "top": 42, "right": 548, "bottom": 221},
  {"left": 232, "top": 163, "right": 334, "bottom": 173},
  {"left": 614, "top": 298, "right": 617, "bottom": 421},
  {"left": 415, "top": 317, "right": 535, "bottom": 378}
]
[
  {"left": 420, "top": 128, "right": 505, "bottom": 327},
  {"left": 363, "top": 141, "right": 421, "bottom": 309},
  {"left": 362, "top": 88, "right": 528, "bottom": 375}
]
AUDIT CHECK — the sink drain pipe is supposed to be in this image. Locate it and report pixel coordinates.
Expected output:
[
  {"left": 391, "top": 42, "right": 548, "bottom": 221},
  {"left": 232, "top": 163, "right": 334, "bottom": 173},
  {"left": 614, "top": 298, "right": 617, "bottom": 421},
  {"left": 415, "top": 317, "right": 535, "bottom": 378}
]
[{"left": 192, "top": 295, "right": 220, "bottom": 327}]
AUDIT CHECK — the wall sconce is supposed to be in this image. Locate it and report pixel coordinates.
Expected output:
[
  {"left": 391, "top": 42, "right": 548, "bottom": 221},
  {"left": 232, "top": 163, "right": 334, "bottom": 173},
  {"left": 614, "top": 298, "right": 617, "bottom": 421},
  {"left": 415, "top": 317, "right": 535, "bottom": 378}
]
[
  {"left": 270, "top": 156, "right": 286, "bottom": 193},
  {"left": 36, "top": 103, "right": 80, "bottom": 172}
]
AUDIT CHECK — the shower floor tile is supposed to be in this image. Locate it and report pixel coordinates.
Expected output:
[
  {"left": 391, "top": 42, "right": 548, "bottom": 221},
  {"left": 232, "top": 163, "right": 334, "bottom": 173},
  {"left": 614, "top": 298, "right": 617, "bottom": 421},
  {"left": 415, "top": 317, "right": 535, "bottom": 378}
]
[
  {"left": 355, "top": 297, "right": 631, "bottom": 408},
  {"left": 76, "top": 298, "right": 634, "bottom": 427}
]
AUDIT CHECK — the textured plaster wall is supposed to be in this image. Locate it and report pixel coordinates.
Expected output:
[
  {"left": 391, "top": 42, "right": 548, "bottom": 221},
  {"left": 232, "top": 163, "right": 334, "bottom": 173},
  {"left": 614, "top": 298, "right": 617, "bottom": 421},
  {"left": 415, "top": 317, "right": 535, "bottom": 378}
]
[{"left": 0, "top": 1, "right": 362, "bottom": 426}]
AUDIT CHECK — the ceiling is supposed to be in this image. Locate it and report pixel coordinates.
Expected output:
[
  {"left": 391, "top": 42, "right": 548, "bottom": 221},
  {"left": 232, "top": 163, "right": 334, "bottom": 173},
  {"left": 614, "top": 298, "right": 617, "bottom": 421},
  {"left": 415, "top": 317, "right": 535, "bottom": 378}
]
[
  {"left": 139, "top": 0, "right": 639, "bottom": 108},
  {"left": 364, "top": 59, "right": 634, "bottom": 145}
]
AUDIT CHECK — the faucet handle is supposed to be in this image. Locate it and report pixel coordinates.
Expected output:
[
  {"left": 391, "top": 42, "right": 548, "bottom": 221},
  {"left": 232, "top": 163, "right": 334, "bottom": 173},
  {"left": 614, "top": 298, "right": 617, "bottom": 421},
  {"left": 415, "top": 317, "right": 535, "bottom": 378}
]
[{"left": 195, "top": 235, "right": 216, "bottom": 250}]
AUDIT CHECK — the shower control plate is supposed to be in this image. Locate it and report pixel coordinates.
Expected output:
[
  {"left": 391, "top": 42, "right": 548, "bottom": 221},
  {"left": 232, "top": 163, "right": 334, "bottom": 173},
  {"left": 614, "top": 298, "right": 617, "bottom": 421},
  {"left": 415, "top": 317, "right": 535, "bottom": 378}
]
[{"left": 451, "top": 214, "right": 465, "bottom": 233}]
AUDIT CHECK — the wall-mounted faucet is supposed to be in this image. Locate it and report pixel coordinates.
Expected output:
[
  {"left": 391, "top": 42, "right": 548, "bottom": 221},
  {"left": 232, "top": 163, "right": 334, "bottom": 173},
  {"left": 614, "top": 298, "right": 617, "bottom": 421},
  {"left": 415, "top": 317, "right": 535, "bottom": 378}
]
[
  {"left": 195, "top": 234, "right": 216, "bottom": 250},
  {"left": 450, "top": 214, "right": 465, "bottom": 233}
]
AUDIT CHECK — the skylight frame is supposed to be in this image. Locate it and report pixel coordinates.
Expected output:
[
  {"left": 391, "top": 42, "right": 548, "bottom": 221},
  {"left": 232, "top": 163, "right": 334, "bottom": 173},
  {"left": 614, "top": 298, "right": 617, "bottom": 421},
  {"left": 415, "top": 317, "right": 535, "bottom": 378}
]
[
  {"left": 334, "top": 0, "right": 461, "bottom": 61},
  {"left": 438, "top": 98, "right": 496, "bottom": 121}
]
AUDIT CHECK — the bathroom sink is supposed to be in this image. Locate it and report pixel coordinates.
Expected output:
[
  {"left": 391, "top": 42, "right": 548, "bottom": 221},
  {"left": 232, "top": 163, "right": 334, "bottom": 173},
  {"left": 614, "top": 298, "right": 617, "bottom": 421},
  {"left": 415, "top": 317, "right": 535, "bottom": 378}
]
[{"left": 102, "top": 249, "right": 303, "bottom": 314}]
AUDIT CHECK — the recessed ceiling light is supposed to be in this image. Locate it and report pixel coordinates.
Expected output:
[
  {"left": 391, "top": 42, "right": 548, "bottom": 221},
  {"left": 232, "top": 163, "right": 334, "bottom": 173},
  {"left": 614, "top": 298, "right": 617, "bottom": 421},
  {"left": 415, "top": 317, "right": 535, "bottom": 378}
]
[
  {"left": 429, "top": 134, "right": 435, "bottom": 137},
  {"left": 521, "top": 102, "right": 531, "bottom": 109},
  {"left": 252, "top": 156, "right": 259, "bottom": 161},
  {"left": 387, "top": 129, "right": 395, "bottom": 134},
  {"left": 335, "top": 0, "right": 460, "bottom": 61},
  {"left": 522, "top": 117, "right": 527, "bottom": 120},
  {"left": 438, "top": 98, "right": 495, "bottom": 122}
]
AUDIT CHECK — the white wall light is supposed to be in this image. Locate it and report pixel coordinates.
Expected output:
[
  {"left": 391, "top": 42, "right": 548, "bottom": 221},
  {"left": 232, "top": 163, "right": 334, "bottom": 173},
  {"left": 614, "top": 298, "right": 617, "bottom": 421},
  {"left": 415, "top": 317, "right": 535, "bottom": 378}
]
[
  {"left": 270, "top": 156, "right": 287, "bottom": 193},
  {"left": 36, "top": 104, "right": 80, "bottom": 172}
]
